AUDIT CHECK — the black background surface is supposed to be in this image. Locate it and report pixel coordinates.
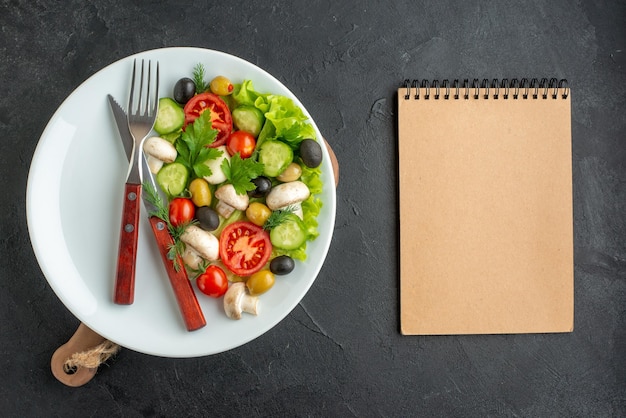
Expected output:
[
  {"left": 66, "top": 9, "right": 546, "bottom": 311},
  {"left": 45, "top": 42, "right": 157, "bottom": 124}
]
[{"left": 2, "top": 1, "right": 625, "bottom": 416}]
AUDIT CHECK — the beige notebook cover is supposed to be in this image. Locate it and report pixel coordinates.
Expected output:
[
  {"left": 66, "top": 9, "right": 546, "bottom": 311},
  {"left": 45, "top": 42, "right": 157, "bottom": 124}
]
[{"left": 398, "top": 79, "right": 573, "bottom": 335}]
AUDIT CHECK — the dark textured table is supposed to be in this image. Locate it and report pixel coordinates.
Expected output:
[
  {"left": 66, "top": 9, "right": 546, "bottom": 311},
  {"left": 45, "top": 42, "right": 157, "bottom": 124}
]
[{"left": 2, "top": 1, "right": 625, "bottom": 416}]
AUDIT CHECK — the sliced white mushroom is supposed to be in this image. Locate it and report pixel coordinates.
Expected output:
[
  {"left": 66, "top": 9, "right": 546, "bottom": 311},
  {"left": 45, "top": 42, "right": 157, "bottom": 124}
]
[
  {"left": 265, "top": 181, "right": 310, "bottom": 219},
  {"left": 203, "top": 146, "right": 230, "bottom": 185},
  {"left": 181, "top": 246, "right": 204, "bottom": 270},
  {"left": 224, "top": 282, "right": 258, "bottom": 320},
  {"left": 180, "top": 225, "right": 219, "bottom": 265},
  {"left": 214, "top": 184, "right": 249, "bottom": 219},
  {"left": 143, "top": 136, "right": 177, "bottom": 174}
]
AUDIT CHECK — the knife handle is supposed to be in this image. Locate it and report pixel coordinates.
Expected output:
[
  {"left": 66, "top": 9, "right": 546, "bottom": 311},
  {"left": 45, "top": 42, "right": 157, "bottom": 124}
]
[
  {"left": 148, "top": 216, "right": 207, "bottom": 331},
  {"left": 113, "top": 183, "right": 141, "bottom": 305}
]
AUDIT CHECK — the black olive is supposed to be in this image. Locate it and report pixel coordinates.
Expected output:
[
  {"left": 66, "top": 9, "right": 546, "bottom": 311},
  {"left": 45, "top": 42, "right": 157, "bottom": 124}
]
[
  {"left": 269, "top": 255, "right": 295, "bottom": 275},
  {"left": 196, "top": 207, "right": 220, "bottom": 231},
  {"left": 299, "top": 139, "right": 322, "bottom": 168},
  {"left": 173, "top": 77, "right": 196, "bottom": 105},
  {"left": 249, "top": 176, "right": 272, "bottom": 198}
]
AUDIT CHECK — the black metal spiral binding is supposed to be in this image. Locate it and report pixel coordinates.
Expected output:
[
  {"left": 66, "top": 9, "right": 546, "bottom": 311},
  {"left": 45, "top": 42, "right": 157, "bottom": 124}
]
[{"left": 402, "top": 78, "right": 569, "bottom": 100}]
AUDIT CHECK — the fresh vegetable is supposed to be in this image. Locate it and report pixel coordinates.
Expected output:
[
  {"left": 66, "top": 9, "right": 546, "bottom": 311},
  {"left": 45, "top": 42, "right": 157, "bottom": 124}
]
[
  {"left": 156, "top": 162, "right": 189, "bottom": 197},
  {"left": 223, "top": 282, "right": 258, "bottom": 320},
  {"left": 219, "top": 221, "right": 272, "bottom": 276},
  {"left": 232, "top": 80, "right": 316, "bottom": 150},
  {"left": 180, "top": 225, "right": 219, "bottom": 264},
  {"left": 214, "top": 183, "right": 250, "bottom": 219},
  {"left": 173, "top": 77, "right": 196, "bottom": 105},
  {"left": 143, "top": 136, "right": 177, "bottom": 174},
  {"left": 276, "top": 162, "right": 302, "bottom": 182},
  {"left": 269, "top": 255, "right": 295, "bottom": 275},
  {"left": 154, "top": 98, "right": 185, "bottom": 134},
  {"left": 299, "top": 138, "right": 323, "bottom": 168},
  {"left": 168, "top": 197, "right": 195, "bottom": 227},
  {"left": 209, "top": 75, "right": 234, "bottom": 96},
  {"left": 232, "top": 105, "right": 265, "bottom": 137},
  {"left": 220, "top": 153, "right": 265, "bottom": 195},
  {"left": 249, "top": 176, "right": 272, "bottom": 198},
  {"left": 183, "top": 92, "right": 233, "bottom": 147},
  {"left": 246, "top": 270, "right": 275, "bottom": 295},
  {"left": 175, "top": 110, "right": 222, "bottom": 180},
  {"left": 246, "top": 202, "right": 272, "bottom": 227},
  {"left": 147, "top": 65, "right": 325, "bottom": 310},
  {"left": 226, "top": 131, "right": 256, "bottom": 159},
  {"left": 258, "top": 140, "right": 293, "bottom": 177},
  {"left": 196, "top": 265, "right": 228, "bottom": 297},
  {"left": 188, "top": 178, "right": 212, "bottom": 207},
  {"left": 192, "top": 63, "right": 208, "bottom": 94},
  {"left": 268, "top": 213, "right": 307, "bottom": 250},
  {"left": 195, "top": 206, "right": 220, "bottom": 231}
]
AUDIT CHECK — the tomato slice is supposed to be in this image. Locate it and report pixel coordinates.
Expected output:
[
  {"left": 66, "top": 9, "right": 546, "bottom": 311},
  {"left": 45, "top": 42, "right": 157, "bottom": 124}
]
[
  {"left": 183, "top": 92, "right": 233, "bottom": 147},
  {"left": 219, "top": 221, "right": 272, "bottom": 276}
]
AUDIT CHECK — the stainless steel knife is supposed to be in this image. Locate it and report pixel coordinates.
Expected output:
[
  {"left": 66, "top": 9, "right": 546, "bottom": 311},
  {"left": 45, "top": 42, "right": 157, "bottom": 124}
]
[{"left": 107, "top": 94, "right": 206, "bottom": 332}]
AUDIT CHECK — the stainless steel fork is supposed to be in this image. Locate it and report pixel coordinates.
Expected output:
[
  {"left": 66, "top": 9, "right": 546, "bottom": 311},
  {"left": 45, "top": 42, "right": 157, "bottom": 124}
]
[{"left": 114, "top": 59, "right": 159, "bottom": 305}]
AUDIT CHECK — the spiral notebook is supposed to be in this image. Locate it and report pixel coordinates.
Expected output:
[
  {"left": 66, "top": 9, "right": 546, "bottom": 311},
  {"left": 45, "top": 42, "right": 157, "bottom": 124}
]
[{"left": 398, "top": 78, "right": 573, "bottom": 335}]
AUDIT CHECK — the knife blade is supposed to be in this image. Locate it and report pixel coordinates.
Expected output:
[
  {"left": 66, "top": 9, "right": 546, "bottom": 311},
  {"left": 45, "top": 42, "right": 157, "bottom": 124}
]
[{"left": 108, "top": 94, "right": 206, "bottom": 332}]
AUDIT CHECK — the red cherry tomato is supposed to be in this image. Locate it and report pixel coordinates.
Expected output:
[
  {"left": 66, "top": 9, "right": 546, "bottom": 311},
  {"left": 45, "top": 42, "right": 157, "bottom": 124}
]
[
  {"left": 183, "top": 92, "right": 233, "bottom": 147},
  {"left": 196, "top": 265, "right": 228, "bottom": 298},
  {"left": 168, "top": 197, "right": 195, "bottom": 227},
  {"left": 226, "top": 131, "right": 256, "bottom": 158},
  {"left": 219, "top": 221, "right": 272, "bottom": 277}
]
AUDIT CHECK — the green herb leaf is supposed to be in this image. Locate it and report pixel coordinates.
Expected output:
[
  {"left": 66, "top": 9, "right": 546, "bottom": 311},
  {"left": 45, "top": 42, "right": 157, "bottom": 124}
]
[
  {"left": 221, "top": 153, "right": 265, "bottom": 195},
  {"left": 142, "top": 182, "right": 188, "bottom": 271},
  {"left": 193, "top": 63, "right": 208, "bottom": 93},
  {"left": 175, "top": 111, "right": 223, "bottom": 179},
  {"left": 142, "top": 181, "right": 169, "bottom": 222},
  {"left": 263, "top": 206, "right": 296, "bottom": 230}
]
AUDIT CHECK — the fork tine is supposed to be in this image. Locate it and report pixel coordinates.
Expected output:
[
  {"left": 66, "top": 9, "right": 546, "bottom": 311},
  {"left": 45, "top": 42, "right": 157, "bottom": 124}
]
[
  {"left": 138, "top": 60, "right": 145, "bottom": 115},
  {"left": 144, "top": 60, "right": 151, "bottom": 117},
  {"left": 128, "top": 59, "right": 137, "bottom": 115},
  {"left": 152, "top": 62, "right": 160, "bottom": 117}
]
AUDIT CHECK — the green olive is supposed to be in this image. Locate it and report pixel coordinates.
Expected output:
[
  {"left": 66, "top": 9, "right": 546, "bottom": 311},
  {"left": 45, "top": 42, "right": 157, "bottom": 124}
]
[
  {"left": 189, "top": 178, "right": 212, "bottom": 207},
  {"left": 246, "top": 270, "right": 275, "bottom": 295},
  {"left": 210, "top": 75, "right": 234, "bottom": 96},
  {"left": 246, "top": 202, "right": 272, "bottom": 227},
  {"left": 276, "top": 162, "right": 302, "bottom": 182}
]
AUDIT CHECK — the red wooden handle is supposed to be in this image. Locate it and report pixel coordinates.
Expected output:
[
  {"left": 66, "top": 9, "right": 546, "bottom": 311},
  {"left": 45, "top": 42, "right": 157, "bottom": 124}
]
[
  {"left": 148, "top": 216, "right": 206, "bottom": 331},
  {"left": 113, "top": 183, "right": 141, "bottom": 305}
]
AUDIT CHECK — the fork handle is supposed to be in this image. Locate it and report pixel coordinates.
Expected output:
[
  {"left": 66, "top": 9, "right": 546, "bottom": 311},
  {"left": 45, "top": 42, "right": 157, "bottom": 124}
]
[
  {"left": 148, "top": 217, "right": 207, "bottom": 331},
  {"left": 114, "top": 182, "right": 141, "bottom": 305}
]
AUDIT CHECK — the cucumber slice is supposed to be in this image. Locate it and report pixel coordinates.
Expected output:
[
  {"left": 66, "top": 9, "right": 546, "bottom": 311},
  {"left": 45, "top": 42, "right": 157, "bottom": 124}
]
[
  {"left": 156, "top": 162, "right": 189, "bottom": 197},
  {"left": 258, "top": 140, "right": 293, "bottom": 177},
  {"left": 160, "top": 130, "right": 181, "bottom": 144},
  {"left": 270, "top": 214, "right": 307, "bottom": 250},
  {"left": 154, "top": 98, "right": 185, "bottom": 135},
  {"left": 232, "top": 105, "right": 265, "bottom": 137}
]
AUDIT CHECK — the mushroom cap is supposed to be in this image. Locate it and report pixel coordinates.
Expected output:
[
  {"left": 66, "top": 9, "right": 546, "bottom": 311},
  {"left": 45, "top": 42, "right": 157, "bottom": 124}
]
[
  {"left": 180, "top": 225, "right": 219, "bottom": 261},
  {"left": 215, "top": 184, "right": 249, "bottom": 211},
  {"left": 224, "top": 282, "right": 258, "bottom": 320},
  {"left": 266, "top": 181, "right": 310, "bottom": 210},
  {"left": 143, "top": 136, "right": 177, "bottom": 162}
]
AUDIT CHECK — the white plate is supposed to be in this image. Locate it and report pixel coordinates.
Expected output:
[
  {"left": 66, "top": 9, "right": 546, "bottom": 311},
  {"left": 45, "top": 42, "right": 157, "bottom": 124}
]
[{"left": 26, "top": 47, "right": 336, "bottom": 358}]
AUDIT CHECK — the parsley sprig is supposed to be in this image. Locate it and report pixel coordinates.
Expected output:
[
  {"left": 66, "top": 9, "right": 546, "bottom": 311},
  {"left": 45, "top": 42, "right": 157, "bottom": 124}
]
[
  {"left": 220, "top": 153, "right": 265, "bottom": 195},
  {"left": 175, "top": 110, "right": 223, "bottom": 178}
]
